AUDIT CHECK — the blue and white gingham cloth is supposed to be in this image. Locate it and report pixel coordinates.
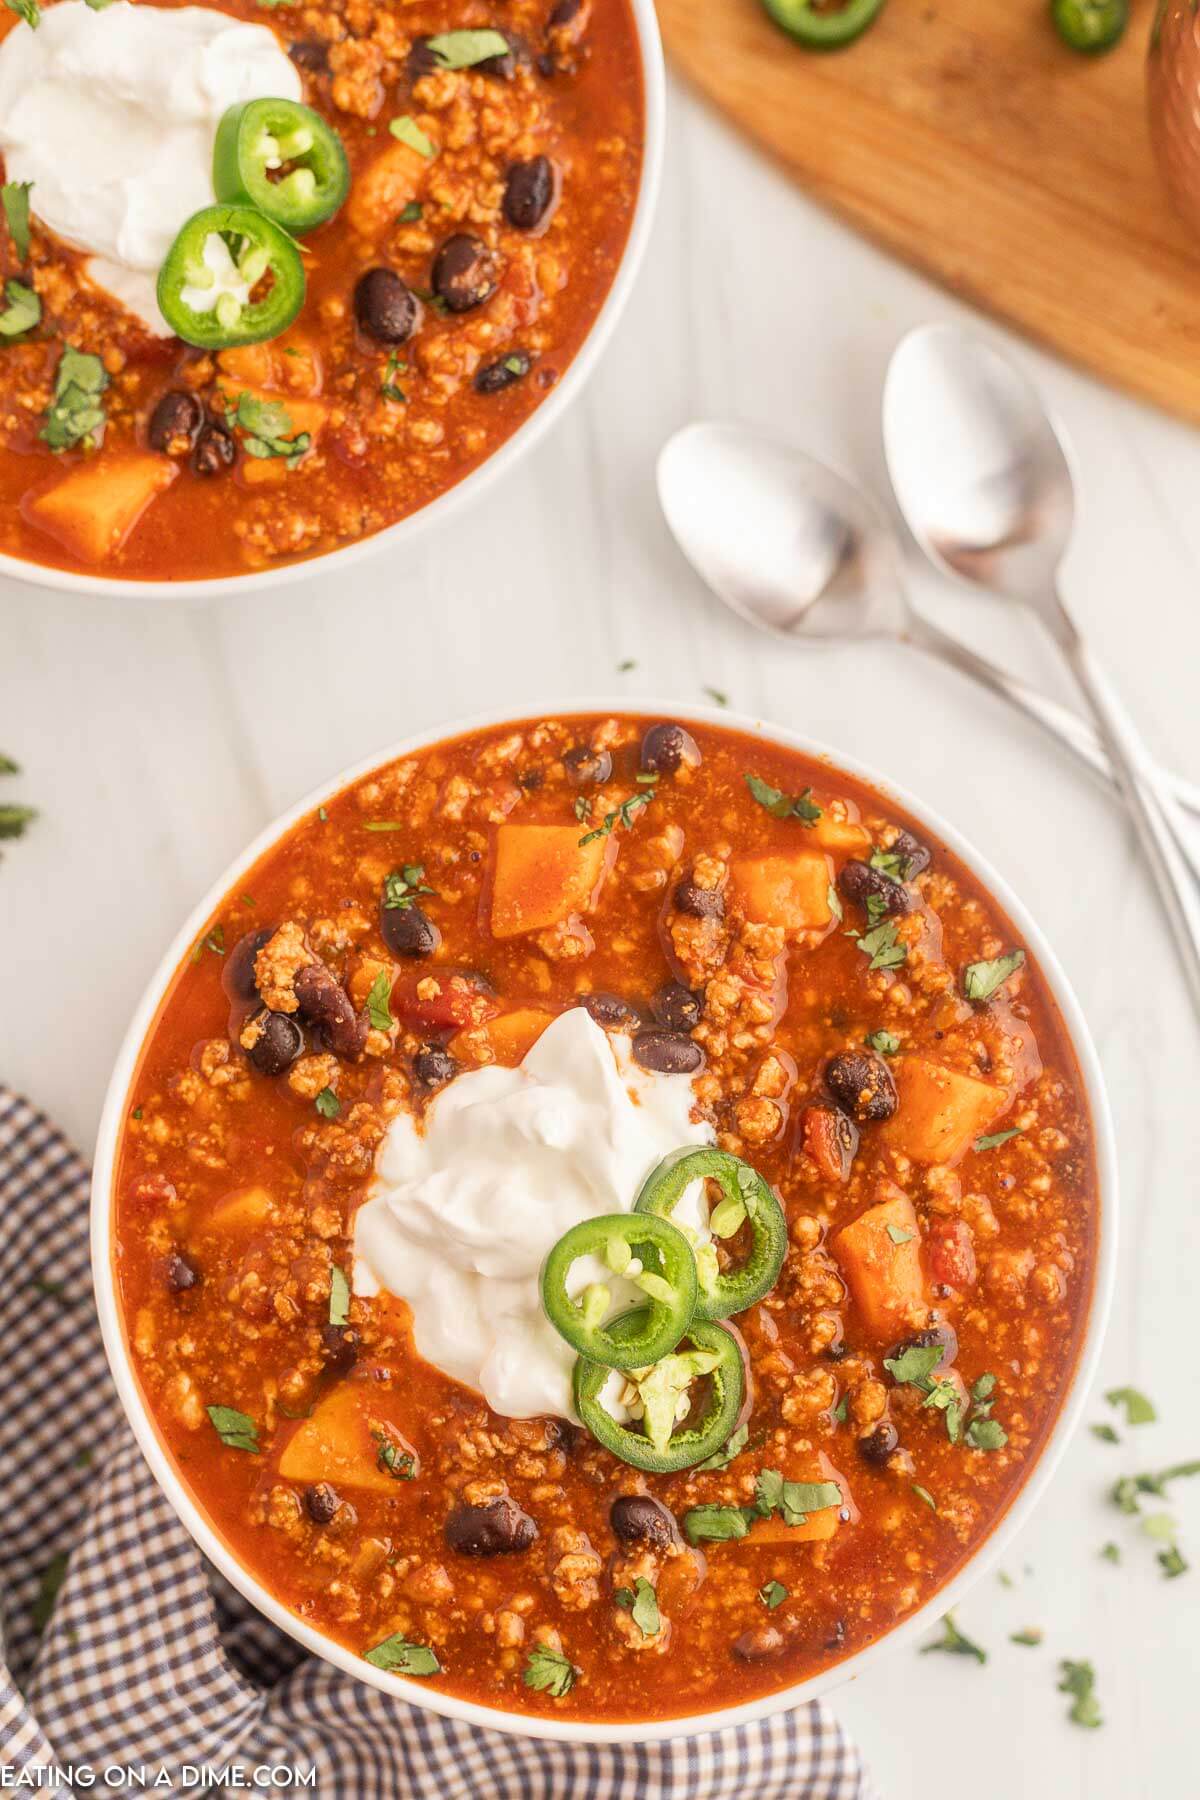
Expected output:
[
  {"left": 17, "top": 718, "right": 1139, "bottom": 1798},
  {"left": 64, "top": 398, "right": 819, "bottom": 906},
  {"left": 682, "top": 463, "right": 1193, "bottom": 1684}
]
[{"left": 0, "top": 1089, "right": 877, "bottom": 1797}]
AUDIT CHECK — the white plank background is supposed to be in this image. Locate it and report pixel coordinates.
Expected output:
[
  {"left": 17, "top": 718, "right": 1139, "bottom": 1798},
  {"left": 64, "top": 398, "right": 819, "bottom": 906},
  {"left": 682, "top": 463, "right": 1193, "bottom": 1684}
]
[{"left": 2, "top": 76, "right": 1199, "bottom": 1799}]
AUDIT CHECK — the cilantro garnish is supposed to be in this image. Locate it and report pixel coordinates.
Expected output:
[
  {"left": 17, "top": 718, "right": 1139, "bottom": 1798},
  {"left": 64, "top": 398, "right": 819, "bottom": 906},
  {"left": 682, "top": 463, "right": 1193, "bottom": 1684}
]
[
  {"left": 372, "top": 1430, "right": 415, "bottom": 1480},
  {"left": 425, "top": 27, "right": 509, "bottom": 67},
  {"left": 2, "top": 182, "right": 32, "bottom": 262},
  {"left": 759, "top": 1580, "right": 788, "bottom": 1610},
  {"left": 681, "top": 1505, "right": 754, "bottom": 1544},
  {"left": 523, "top": 1643, "right": 577, "bottom": 1696},
  {"left": 884, "top": 1351, "right": 1006, "bottom": 1451},
  {"left": 328, "top": 1265, "right": 350, "bottom": 1324},
  {"left": 1099, "top": 1542, "right": 1121, "bottom": 1563},
  {"left": 315, "top": 1086, "right": 341, "bottom": 1120},
  {"left": 232, "top": 392, "right": 310, "bottom": 467},
  {"left": 744, "top": 772, "right": 821, "bottom": 824},
  {"left": 1091, "top": 1422, "right": 1120, "bottom": 1444},
  {"left": 974, "top": 1126, "right": 1024, "bottom": 1152},
  {"left": 704, "top": 686, "right": 729, "bottom": 707},
  {"left": 1111, "top": 1460, "right": 1200, "bottom": 1514},
  {"left": 190, "top": 924, "right": 226, "bottom": 964},
  {"left": 365, "top": 1633, "right": 440, "bottom": 1675},
  {"left": 41, "top": 346, "right": 108, "bottom": 450},
  {"left": 389, "top": 116, "right": 436, "bottom": 157},
  {"left": 206, "top": 1404, "right": 260, "bottom": 1453},
  {"left": 614, "top": 1576, "right": 660, "bottom": 1636},
  {"left": 366, "top": 971, "right": 394, "bottom": 1031},
  {"left": 695, "top": 1422, "right": 748, "bottom": 1471},
  {"left": 1105, "top": 1386, "right": 1156, "bottom": 1427},
  {"left": 850, "top": 918, "right": 907, "bottom": 972},
  {"left": 383, "top": 864, "right": 434, "bottom": 909},
  {"left": 865, "top": 1029, "right": 900, "bottom": 1055},
  {"left": 911, "top": 1482, "right": 937, "bottom": 1511},
  {"left": 921, "top": 1613, "right": 987, "bottom": 1664},
  {"left": 1010, "top": 1628, "right": 1043, "bottom": 1646},
  {"left": 1058, "top": 1658, "right": 1102, "bottom": 1728},
  {"left": 578, "top": 778, "right": 657, "bottom": 847},
  {"left": 381, "top": 350, "right": 408, "bottom": 403},
  {"left": 962, "top": 950, "right": 1026, "bottom": 1003},
  {"left": 397, "top": 201, "right": 423, "bottom": 224}
]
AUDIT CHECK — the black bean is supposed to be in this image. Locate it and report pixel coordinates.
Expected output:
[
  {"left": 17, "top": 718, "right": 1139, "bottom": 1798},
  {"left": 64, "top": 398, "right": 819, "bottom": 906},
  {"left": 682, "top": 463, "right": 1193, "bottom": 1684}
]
[
  {"left": 837, "top": 859, "right": 910, "bottom": 917},
  {"left": 294, "top": 963, "right": 369, "bottom": 1061},
  {"left": 148, "top": 389, "right": 202, "bottom": 455},
  {"left": 640, "top": 722, "right": 701, "bottom": 776},
  {"left": 445, "top": 1495, "right": 537, "bottom": 1556},
  {"left": 733, "top": 1625, "right": 784, "bottom": 1663},
  {"left": 610, "top": 1494, "right": 675, "bottom": 1549},
  {"left": 562, "top": 744, "right": 612, "bottom": 786},
  {"left": 548, "top": 0, "right": 581, "bottom": 23},
  {"left": 191, "top": 421, "right": 235, "bottom": 477},
  {"left": 165, "top": 1252, "right": 199, "bottom": 1293},
  {"left": 888, "top": 1323, "right": 958, "bottom": 1372},
  {"left": 892, "top": 830, "right": 931, "bottom": 879},
  {"left": 320, "top": 1323, "right": 359, "bottom": 1374},
  {"left": 474, "top": 351, "right": 531, "bottom": 395},
  {"left": 289, "top": 39, "right": 330, "bottom": 73},
  {"left": 632, "top": 1030, "right": 704, "bottom": 1075},
  {"left": 304, "top": 1482, "right": 340, "bottom": 1524},
  {"left": 432, "top": 234, "right": 499, "bottom": 313},
  {"left": 856, "top": 1422, "right": 899, "bottom": 1467},
  {"left": 413, "top": 1044, "right": 457, "bottom": 1089},
  {"left": 673, "top": 878, "right": 724, "bottom": 920},
  {"left": 407, "top": 36, "right": 439, "bottom": 80},
  {"left": 650, "top": 981, "right": 702, "bottom": 1033},
  {"left": 381, "top": 902, "right": 440, "bottom": 960},
  {"left": 244, "top": 1008, "right": 304, "bottom": 1077},
  {"left": 224, "top": 926, "right": 274, "bottom": 1003},
  {"left": 824, "top": 1049, "right": 898, "bottom": 1123},
  {"left": 503, "top": 155, "right": 557, "bottom": 231},
  {"left": 579, "top": 992, "right": 639, "bottom": 1031},
  {"left": 517, "top": 767, "right": 544, "bottom": 790},
  {"left": 354, "top": 267, "right": 420, "bottom": 344}
]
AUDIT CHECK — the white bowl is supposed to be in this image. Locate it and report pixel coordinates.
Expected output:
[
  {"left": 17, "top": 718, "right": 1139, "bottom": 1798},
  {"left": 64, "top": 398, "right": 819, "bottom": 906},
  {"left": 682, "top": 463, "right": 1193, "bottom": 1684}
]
[
  {"left": 3, "top": 10, "right": 665, "bottom": 603},
  {"left": 90, "top": 700, "right": 1118, "bottom": 1743}
]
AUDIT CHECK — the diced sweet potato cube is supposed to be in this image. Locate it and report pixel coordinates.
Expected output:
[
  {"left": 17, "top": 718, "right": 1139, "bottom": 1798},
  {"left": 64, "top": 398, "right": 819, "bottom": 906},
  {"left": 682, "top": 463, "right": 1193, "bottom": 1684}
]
[
  {"left": 832, "top": 1184, "right": 928, "bottom": 1341},
  {"left": 451, "top": 1008, "right": 555, "bottom": 1065},
  {"left": 23, "top": 453, "right": 177, "bottom": 563},
  {"left": 216, "top": 343, "right": 278, "bottom": 389},
  {"left": 218, "top": 335, "right": 323, "bottom": 398},
  {"left": 347, "top": 139, "right": 428, "bottom": 239},
  {"left": 206, "top": 1185, "right": 276, "bottom": 1232},
  {"left": 812, "top": 814, "right": 871, "bottom": 856},
  {"left": 278, "top": 1381, "right": 414, "bottom": 1492},
  {"left": 730, "top": 852, "right": 833, "bottom": 932},
  {"left": 490, "top": 825, "right": 611, "bottom": 938},
  {"left": 888, "top": 1056, "right": 1007, "bottom": 1165}
]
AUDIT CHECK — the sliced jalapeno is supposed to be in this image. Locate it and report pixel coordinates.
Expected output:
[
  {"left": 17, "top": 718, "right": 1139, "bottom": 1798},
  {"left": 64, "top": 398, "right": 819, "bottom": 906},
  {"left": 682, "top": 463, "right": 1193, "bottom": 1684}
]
[
  {"left": 758, "top": 0, "right": 887, "bottom": 49},
  {"left": 213, "top": 99, "right": 350, "bottom": 235},
  {"left": 540, "top": 1212, "right": 697, "bottom": 1369},
  {"left": 157, "top": 205, "right": 305, "bottom": 349},
  {"left": 634, "top": 1147, "right": 787, "bottom": 1321},
  {"left": 573, "top": 1312, "right": 745, "bottom": 1473},
  {"left": 1050, "top": 0, "right": 1127, "bottom": 53}
]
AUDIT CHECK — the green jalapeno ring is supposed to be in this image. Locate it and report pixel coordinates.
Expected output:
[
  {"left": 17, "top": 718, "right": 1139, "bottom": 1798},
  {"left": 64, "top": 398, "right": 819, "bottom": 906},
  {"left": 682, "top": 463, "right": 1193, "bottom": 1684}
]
[
  {"left": 1049, "top": 0, "right": 1127, "bottom": 53},
  {"left": 213, "top": 99, "right": 350, "bottom": 234},
  {"left": 540, "top": 1212, "right": 698, "bottom": 1370},
  {"left": 157, "top": 205, "right": 305, "bottom": 349},
  {"left": 758, "top": 0, "right": 887, "bottom": 50},
  {"left": 634, "top": 1147, "right": 787, "bottom": 1322},
  {"left": 573, "top": 1312, "right": 746, "bottom": 1474}
]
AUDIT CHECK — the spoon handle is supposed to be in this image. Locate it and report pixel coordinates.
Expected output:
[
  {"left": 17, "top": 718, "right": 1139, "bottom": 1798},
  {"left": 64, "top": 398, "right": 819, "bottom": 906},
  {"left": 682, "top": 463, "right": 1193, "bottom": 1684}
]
[
  {"left": 907, "top": 613, "right": 1200, "bottom": 845},
  {"left": 1059, "top": 626, "right": 1200, "bottom": 1015}
]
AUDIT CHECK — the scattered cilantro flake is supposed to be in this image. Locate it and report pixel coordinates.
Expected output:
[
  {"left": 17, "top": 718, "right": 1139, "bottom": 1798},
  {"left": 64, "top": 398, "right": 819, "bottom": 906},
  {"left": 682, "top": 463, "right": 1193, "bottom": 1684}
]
[
  {"left": 971, "top": 1374, "right": 997, "bottom": 1402},
  {"left": 131, "top": 1107, "right": 142, "bottom": 1121},
  {"left": 1058, "top": 1658, "right": 1102, "bottom": 1728},
  {"left": 884, "top": 1344, "right": 944, "bottom": 1387},
  {"left": 4, "top": 0, "right": 40, "bottom": 26},
  {"left": 523, "top": 1643, "right": 577, "bottom": 1697},
  {"left": 1105, "top": 1386, "right": 1156, "bottom": 1427},
  {"left": 865, "top": 1029, "right": 900, "bottom": 1055},
  {"left": 315, "top": 1086, "right": 341, "bottom": 1120},
  {"left": 886, "top": 1223, "right": 915, "bottom": 1245},
  {"left": 372, "top": 1430, "right": 415, "bottom": 1481},
  {"left": 365, "top": 1633, "right": 439, "bottom": 1675},
  {"left": 613, "top": 1576, "right": 659, "bottom": 1636},
  {"left": 833, "top": 1393, "right": 848, "bottom": 1423},
  {"left": 760, "top": 1580, "right": 788, "bottom": 1610},
  {"left": 0, "top": 274, "right": 38, "bottom": 339},
  {"left": 579, "top": 780, "right": 657, "bottom": 847},
  {"left": 1091, "top": 1423, "right": 1120, "bottom": 1445},
  {"left": 754, "top": 1468, "right": 842, "bottom": 1527},
  {"left": 1010, "top": 1628, "right": 1043, "bottom": 1646},
  {"left": 190, "top": 924, "right": 226, "bottom": 964},
  {"left": 425, "top": 27, "right": 510, "bottom": 66},
  {"left": 389, "top": 115, "right": 436, "bottom": 157},
  {"left": 962, "top": 949, "right": 1025, "bottom": 1003},
  {"left": 239, "top": 893, "right": 255, "bottom": 908},
  {"left": 682, "top": 1504, "right": 755, "bottom": 1545},
  {"left": 1111, "top": 1461, "right": 1200, "bottom": 1515},
  {"left": 573, "top": 794, "right": 593, "bottom": 824},
  {"left": 695, "top": 1422, "right": 748, "bottom": 1471},
  {"left": 1158, "top": 1543, "right": 1188, "bottom": 1579},
  {"left": 966, "top": 1416, "right": 1008, "bottom": 1452},
  {"left": 31, "top": 1551, "right": 67, "bottom": 1631},
  {"left": 383, "top": 864, "right": 434, "bottom": 909},
  {"left": 827, "top": 882, "right": 843, "bottom": 923},
  {"left": 206, "top": 1404, "right": 259, "bottom": 1453},
  {"left": 869, "top": 846, "right": 912, "bottom": 881},
  {"left": 616, "top": 658, "right": 636, "bottom": 672},
  {"left": 397, "top": 201, "right": 423, "bottom": 223},
  {"left": 381, "top": 349, "right": 408, "bottom": 403},
  {"left": 0, "top": 753, "right": 18, "bottom": 774},
  {"left": 852, "top": 918, "right": 907, "bottom": 972},
  {"left": 996, "top": 1570, "right": 1014, "bottom": 1588},
  {"left": 911, "top": 1482, "right": 937, "bottom": 1511},
  {"left": 232, "top": 391, "right": 310, "bottom": 467},
  {"left": 974, "top": 1126, "right": 1024, "bottom": 1153},
  {"left": 2, "top": 181, "right": 32, "bottom": 261},
  {"left": 744, "top": 772, "right": 821, "bottom": 824},
  {"left": 366, "top": 971, "right": 394, "bottom": 1032},
  {"left": 704, "top": 686, "right": 729, "bottom": 707},
  {"left": 0, "top": 802, "right": 37, "bottom": 840},
  {"left": 41, "top": 346, "right": 108, "bottom": 450},
  {"left": 328, "top": 1265, "right": 350, "bottom": 1325},
  {"left": 1099, "top": 1542, "right": 1121, "bottom": 1564},
  {"left": 921, "top": 1613, "right": 987, "bottom": 1664}
]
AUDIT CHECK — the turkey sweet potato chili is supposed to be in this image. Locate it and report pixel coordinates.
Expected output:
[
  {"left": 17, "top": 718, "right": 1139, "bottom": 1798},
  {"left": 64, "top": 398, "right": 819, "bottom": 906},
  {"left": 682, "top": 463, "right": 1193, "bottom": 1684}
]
[
  {"left": 112, "top": 715, "right": 1098, "bottom": 1722},
  {"left": 0, "top": 0, "right": 642, "bottom": 580}
]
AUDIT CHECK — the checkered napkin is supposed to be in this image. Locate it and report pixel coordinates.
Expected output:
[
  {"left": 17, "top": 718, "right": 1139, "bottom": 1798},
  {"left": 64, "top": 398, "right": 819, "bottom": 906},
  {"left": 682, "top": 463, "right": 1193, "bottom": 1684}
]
[{"left": 0, "top": 1089, "right": 877, "bottom": 1798}]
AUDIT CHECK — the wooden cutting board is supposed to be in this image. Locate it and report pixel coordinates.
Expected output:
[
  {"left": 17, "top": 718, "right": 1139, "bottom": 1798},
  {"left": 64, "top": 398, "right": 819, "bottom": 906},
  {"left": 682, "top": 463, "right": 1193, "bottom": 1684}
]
[{"left": 655, "top": 0, "right": 1200, "bottom": 425}]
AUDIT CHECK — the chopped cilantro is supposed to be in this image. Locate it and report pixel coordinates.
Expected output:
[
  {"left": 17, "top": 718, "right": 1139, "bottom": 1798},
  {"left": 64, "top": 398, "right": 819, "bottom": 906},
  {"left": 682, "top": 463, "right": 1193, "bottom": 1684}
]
[
  {"left": 0, "top": 803, "right": 37, "bottom": 840},
  {"left": 579, "top": 779, "right": 657, "bottom": 847},
  {"left": 2, "top": 181, "right": 32, "bottom": 262},
  {"left": 682, "top": 1504, "right": 754, "bottom": 1544},
  {"left": 827, "top": 882, "right": 843, "bottom": 923},
  {"left": 315, "top": 1086, "right": 341, "bottom": 1120},
  {"left": 614, "top": 1576, "right": 660, "bottom": 1636},
  {"left": 232, "top": 391, "right": 310, "bottom": 467},
  {"left": 1058, "top": 1658, "right": 1102, "bottom": 1728},
  {"left": 704, "top": 686, "right": 729, "bottom": 707},
  {"left": 372, "top": 1430, "right": 415, "bottom": 1481},
  {"left": 41, "top": 346, "right": 108, "bottom": 450},
  {"left": 962, "top": 950, "right": 1026, "bottom": 1003},
  {"left": 744, "top": 772, "right": 821, "bottom": 824},
  {"left": 382, "top": 864, "right": 434, "bottom": 909},
  {"left": 754, "top": 1468, "right": 842, "bottom": 1526},
  {"left": 869, "top": 846, "right": 912, "bottom": 881},
  {"left": 911, "top": 1482, "right": 937, "bottom": 1511},
  {"left": 1111, "top": 1460, "right": 1200, "bottom": 1515},
  {"left": 921, "top": 1613, "right": 987, "bottom": 1664},
  {"left": 206, "top": 1404, "right": 260, "bottom": 1453},
  {"left": 759, "top": 1580, "right": 788, "bottom": 1610},
  {"left": 1099, "top": 1542, "right": 1121, "bottom": 1564},
  {"left": 365, "top": 1633, "right": 440, "bottom": 1675},
  {"left": 0, "top": 276, "right": 41, "bottom": 337},
  {"left": 366, "top": 971, "right": 394, "bottom": 1032},
  {"left": 523, "top": 1643, "right": 577, "bottom": 1696},
  {"left": 381, "top": 349, "right": 408, "bottom": 403},
  {"left": 397, "top": 201, "right": 423, "bottom": 223},
  {"left": 886, "top": 1223, "right": 915, "bottom": 1245},
  {"left": 328, "top": 1265, "right": 350, "bottom": 1325},
  {"left": 425, "top": 27, "right": 510, "bottom": 66},
  {"left": 974, "top": 1126, "right": 1024, "bottom": 1153},
  {"left": 389, "top": 115, "right": 436, "bottom": 157},
  {"left": 190, "top": 924, "right": 226, "bottom": 964},
  {"left": 833, "top": 1394, "right": 848, "bottom": 1423},
  {"left": 865, "top": 1029, "right": 900, "bottom": 1055},
  {"left": 616, "top": 658, "right": 636, "bottom": 672},
  {"left": 1010, "top": 1628, "right": 1043, "bottom": 1646},
  {"left": 1105, "top": 1386, "right": 1156, "bottom": 1427},
  {"left": 695, "top": 1422, "right": 748, "bottom": 1471},
  {"left": 851, "top": 918, "right": 907, "bottom": 972},
  {"left": 1091, "top": 1423, "right": 1120, "bottom": 1445}
]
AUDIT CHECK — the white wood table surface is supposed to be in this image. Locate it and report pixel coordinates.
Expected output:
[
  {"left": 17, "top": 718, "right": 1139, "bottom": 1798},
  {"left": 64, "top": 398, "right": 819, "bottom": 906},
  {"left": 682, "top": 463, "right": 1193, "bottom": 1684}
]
[{"left": 2, "top": 76, "right": 1199, "bottom": 1800}]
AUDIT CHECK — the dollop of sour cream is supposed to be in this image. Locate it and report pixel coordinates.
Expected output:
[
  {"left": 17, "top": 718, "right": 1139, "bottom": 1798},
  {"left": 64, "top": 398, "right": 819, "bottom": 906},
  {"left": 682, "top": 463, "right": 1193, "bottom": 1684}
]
[
  {"left": 354, "top": 1008, "right": 715, "bottom": 1422},
  {"left": 0, "top": 1, "right": 300, "bottom": 334}
]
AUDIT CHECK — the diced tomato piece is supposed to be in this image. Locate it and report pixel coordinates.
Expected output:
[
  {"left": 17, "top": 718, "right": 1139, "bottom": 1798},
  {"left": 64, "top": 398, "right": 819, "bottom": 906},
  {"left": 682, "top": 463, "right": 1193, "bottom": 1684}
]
[
  {"left": 800, "top": 1104, "right": 858, "bottom": 1184},
  {"left": 927, "top": 1217, "right": 977, "bottom": 1290},
  {"left": 388, "top": 969, "right": 499, "bottom": 1032}
]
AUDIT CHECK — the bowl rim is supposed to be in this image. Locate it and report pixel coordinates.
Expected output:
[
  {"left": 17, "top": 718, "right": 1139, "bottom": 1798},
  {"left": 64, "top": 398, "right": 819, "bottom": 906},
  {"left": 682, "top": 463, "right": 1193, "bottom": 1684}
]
[
  {"left": 89, "top": 697, "right": 1118, "bottom": 1744},
  {"left": 0, "top": 0, "right": 666, "bottom": 603}
]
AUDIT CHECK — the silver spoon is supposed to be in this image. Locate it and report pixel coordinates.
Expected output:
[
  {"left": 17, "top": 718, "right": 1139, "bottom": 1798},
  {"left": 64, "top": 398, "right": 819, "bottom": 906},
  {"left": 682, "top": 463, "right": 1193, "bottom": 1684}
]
[
  {"left": 883, "top": 323, "right": 1200, "bottom": 1012},
  {"left": 655, "top": 422, "right": 1200, "bottom": 855}
]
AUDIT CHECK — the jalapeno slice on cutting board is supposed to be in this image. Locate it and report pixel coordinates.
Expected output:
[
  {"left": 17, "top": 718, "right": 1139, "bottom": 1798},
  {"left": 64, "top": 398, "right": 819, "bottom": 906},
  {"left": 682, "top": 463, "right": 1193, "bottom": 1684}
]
[
  {"left": 758, "top": 0, "right": 887, "bottom": 49},
  {"left": 540, "top": 1212, "right": 698, "bottom": 1368},
  {"left": 573, "top": 1312, "right": 745, "bottom": 1473},
  {"left": 213, "top": 98, "right": 350, "bottom": 234},
  {"left": 157, "top": 205, "right": 305, "bottom": 349},
  {"left": 634, "top": 1147, "right": 787, "bottom": 1321}
]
